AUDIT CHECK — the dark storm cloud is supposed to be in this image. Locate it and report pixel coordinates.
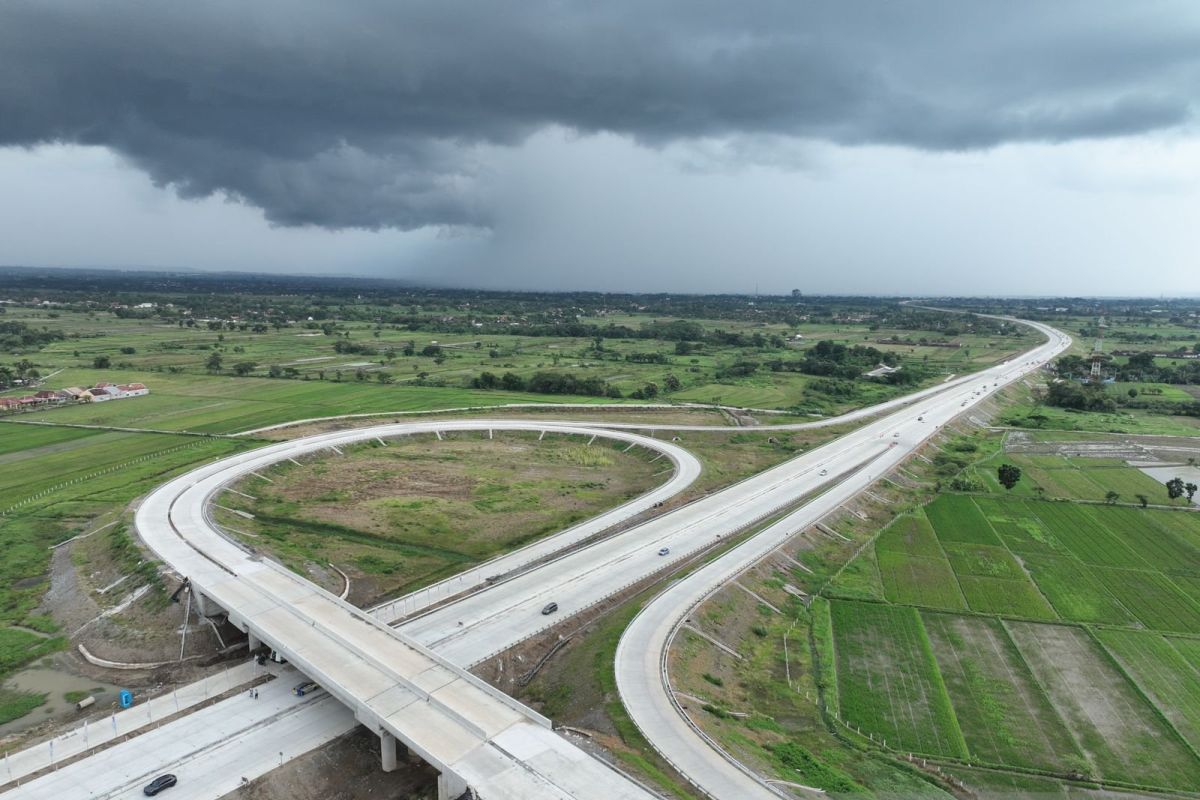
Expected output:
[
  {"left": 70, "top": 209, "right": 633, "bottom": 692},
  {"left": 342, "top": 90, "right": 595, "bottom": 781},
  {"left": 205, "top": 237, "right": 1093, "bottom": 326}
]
[{"left": 1, "top": 0, "right": 1197, "bottom": 230}]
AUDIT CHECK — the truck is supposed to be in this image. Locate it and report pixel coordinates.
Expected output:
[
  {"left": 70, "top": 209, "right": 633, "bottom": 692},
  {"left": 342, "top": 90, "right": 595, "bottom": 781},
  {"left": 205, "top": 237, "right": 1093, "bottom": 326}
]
[{"left": 293, "top": 681, "right": 319, "bottom": 697}]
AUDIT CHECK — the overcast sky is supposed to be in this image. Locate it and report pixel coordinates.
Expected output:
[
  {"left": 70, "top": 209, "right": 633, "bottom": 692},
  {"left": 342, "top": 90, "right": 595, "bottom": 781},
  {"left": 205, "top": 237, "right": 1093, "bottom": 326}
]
[{"left": 1, "top": 1, "right": 1198, "bottom": 295}]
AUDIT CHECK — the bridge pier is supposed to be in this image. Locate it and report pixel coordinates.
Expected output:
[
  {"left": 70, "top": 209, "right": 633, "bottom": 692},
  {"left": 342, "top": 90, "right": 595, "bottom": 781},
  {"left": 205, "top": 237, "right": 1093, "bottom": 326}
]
[
  {"left": 438, "top": 771, "right": 468, "bottom": 800},
  {"left": 247, "top": 631, "right": 261, "bottom": 652},
  {"left": 193, "top": 589, "right": 212, "bottom": 617},
  {"left": 380, "top": 731, "right": 398, "bottom": 772}
]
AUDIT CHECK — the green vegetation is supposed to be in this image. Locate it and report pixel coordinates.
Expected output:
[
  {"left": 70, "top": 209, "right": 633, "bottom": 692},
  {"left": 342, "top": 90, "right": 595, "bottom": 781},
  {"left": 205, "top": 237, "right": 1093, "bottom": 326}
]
[
  {"left": 1006, "top": 621, "right": 1199, "bottom": 789},
  {"left": 220, "top": 433, "right": 663, "bottom": 601},
  {"left": 0, "top": 689, "right": 48, "bottom": 725},
  {"left": 827, "top": 415, "right": 1200, "bottom": 791},
  {"left": 0, "top": 627, "right": 66, "bottom": 674},
  {"left": 829, "top": 600, "right": 968, "bottom": 758},
  {"left": 921, "top": 613, "right": 1083, "bottom": 772},
  {"left": 1094, "top": 629, "right": 1200, "bottom": 754},
  {"left": 875, "top": 513, "right": 966, "bottom": 610}
]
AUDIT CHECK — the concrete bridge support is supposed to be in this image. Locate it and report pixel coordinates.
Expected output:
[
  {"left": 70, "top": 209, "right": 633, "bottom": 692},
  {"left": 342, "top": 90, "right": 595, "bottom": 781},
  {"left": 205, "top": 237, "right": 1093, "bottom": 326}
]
[
  {"left": 192, "top": 589, "right": 212, "bottom": 617},
  {"left": 380, "top": 731, "right": 398, "bottom": 772},
  {"left": 247, "top": 631, "right": 261, "bottom": 652},
  {"left": 438, "top": 771, "right": 468, "bottom": 800}
]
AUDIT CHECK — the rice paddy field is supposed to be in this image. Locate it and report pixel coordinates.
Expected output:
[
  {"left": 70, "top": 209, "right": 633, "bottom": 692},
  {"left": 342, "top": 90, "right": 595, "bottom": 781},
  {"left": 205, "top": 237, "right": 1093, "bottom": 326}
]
[
  {"left": 2, "top": 305, "right": 1038, "bottom": 425},
  {"left": 828, "top": 438, "right": 1200, "bottom": 791}
]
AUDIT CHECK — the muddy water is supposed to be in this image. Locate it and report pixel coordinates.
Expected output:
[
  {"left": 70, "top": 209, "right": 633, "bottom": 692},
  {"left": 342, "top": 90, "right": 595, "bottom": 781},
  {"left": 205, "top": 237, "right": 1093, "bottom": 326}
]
[{"left": 0, "top": 666, "right": 122, "bottom": 737}]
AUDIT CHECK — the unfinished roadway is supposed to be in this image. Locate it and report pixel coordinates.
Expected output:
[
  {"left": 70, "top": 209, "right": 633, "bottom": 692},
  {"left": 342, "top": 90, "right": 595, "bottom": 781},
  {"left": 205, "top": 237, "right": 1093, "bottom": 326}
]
[{"left": 3, "top": 318, "right": 1070, "bottom": 800}]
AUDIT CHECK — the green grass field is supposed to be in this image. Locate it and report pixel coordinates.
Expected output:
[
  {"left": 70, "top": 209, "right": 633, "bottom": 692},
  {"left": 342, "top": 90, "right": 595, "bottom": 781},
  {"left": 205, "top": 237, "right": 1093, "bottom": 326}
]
[
  {"left": 922, "top": 612, "right": 1083, "bottom": 772},
  {"left": 7, "top": 370, "right": 623, "bottom": 434},
  {"left": 1020, "top": 555, "right": 1134, "bottom": 625},
  {"left": 923, "top": 495, "right": 1002, "bottom": 547},
  {"left": 1006, "top": 621, "right": 1200, "bottom": 790},
  {"left": 875, "top": 513, "right": 967, "bottom": 610},
  {"left": 1094, "top": 628, "right": 1200, "bottom": 754},
  {"left": 829, "top": 600, "right": 968, "bottom": 758},
  {"left": 1091, "top": 569, "right": 1200, "bottom": 634}
]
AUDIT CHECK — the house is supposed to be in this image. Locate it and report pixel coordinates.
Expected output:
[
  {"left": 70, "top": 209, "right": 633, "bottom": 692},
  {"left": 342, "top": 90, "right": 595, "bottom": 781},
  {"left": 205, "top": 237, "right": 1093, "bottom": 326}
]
[
  {"left": 0, "top": 398, "right": 21, "bottom": 411},
  {"left": 116, "top": 383, "right": 149, "bottom": 398},
  {"left": 60, "top": 387, "right": 86, "bottom": 400},
  {"left": 34, "top": 390, "right": 61, "bottom": 401},
  {"left": 84, "top": 387, "right": 113, "bottom": 402}
]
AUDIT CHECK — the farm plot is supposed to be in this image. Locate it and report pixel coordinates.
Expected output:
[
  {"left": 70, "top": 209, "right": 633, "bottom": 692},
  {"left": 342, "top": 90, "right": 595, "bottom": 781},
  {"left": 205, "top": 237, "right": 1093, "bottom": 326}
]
[
  {"left": 1094, "top": 629, "right": 1200, "bottom": 754},
  {"left": 973, "top": 497, "right": 1062, "bottom": 554},
  {"left": 876, "top": 550, "right": 967, "bottom": 611},
  {"left": 922, "top": 612, "right": 1083, "bottom": 772},
  {"left": 0, "top": 423, "right": 103, "bottom": 458},
  {"left": 953, "top": 576, "right": 1056, "bottom": 620},
  {"left": 1006, "top": 621, "right": 1200, "bottom": 790},
  {"left": 943, "top": 543, "right": 1026, "bottom": 580},
  {"left": 1092, "top": 568, "right": 1200, "bottom": 634},
  {"left": 829, "top": 600, "right": 967, "bottom": 758},
  {"left": 20, "top": 370, "right": 620, "bottom": 435},
  {"left": 875, "top": 513, "right": 966, "bottom": 610},
  {"left": 1137, "top": 508, "right": 1200, "bottom": 550},
  {"left": 1020, "top": 555, "right": 1133, "bottom": 625},
  {"left": 924, "top": 495, "right": 1002, "bottom": 547},
  {"left": 875, "top": 512, "right": 945, "bottom": 558},
  {"left": 0, "top": 429, "right": 233, "bottom": 511},
  {"left": 1026, "top": 503, "right": 1150, "bottom": 570},
  {"left": 1170, "top": 637, "right": 1200, "bottom": 672},
  {"left": 1093, "top": 507, "right": 1200, "bottom": 571}
]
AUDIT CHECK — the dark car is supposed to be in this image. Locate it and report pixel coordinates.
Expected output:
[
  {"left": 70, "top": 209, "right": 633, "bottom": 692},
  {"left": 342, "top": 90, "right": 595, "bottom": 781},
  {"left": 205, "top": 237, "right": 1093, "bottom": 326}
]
[
  {"left": 144, "top": 774, "right": 178, "bottom": 796},
  {"left": 541, "top": 602, "right": 558, "bottom": 615}
]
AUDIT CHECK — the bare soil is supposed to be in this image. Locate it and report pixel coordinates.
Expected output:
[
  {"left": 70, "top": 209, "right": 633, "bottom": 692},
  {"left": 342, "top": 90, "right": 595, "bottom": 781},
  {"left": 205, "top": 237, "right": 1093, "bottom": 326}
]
[{"left": 226, "top": 727, "right": 438, "bottom": 800}]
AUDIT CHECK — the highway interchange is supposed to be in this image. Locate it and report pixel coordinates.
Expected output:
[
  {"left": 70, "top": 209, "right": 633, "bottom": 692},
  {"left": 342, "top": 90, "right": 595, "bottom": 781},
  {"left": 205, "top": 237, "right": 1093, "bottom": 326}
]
[{"left": 1, "top": 318, "right": 1070, "bottom": 800}]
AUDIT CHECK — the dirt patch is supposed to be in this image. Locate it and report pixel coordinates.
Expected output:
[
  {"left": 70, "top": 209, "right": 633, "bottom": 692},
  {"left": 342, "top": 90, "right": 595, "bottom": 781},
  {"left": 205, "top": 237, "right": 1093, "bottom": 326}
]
[{"left": 227, "top": 727, "right": 438, "bottom": 800}]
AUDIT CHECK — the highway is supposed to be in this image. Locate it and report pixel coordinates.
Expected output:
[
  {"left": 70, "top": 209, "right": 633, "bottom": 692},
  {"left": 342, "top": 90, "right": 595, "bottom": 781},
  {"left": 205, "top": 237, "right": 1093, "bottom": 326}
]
[
  {"left": 1, "top": 318, "right": 1069, "bottom": 800},
  {"left": 614, "top": 321, "right": 1070, "bottom": 799}
]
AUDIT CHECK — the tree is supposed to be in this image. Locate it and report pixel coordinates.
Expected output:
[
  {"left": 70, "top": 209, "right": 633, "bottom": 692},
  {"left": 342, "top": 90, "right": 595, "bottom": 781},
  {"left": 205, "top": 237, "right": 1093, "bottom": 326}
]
[
  {"left": 92, "top": 355, "right": 111, "bottom": 369},
  {"left": 205, "top": 352, "right": 223, "bottom": 373},
  {"left": 1136, "top": 493, "right": 1149, "bottom": 508},
  {"left": 1186, "top": 482, "right": 1198, "bottom": 503},
  {"left": 233, "top": 361, "right": 257, "bottom": 376},
  {"left": 663, "top": 374, "right": 681, "bottom": 392},
  {"left": 1104, "top": 490, "right": 1120, "bottom": 505},
  {"left": 997, "top": 463, "right": 1022, "bottom": 491},
  {"left": 1166, "top": 477, "right": 1186, "bottom": 501}
]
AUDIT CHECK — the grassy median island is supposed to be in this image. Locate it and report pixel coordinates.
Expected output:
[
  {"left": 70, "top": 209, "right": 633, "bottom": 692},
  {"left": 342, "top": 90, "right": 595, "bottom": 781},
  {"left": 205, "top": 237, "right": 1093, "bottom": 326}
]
[{"left": 216, "top": 431, "right": 667, "bottom": 603}]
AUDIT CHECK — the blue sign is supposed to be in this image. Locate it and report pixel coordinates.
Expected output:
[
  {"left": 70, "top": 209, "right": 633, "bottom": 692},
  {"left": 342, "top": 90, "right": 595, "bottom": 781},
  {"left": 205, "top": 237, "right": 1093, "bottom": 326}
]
[{"left": 119, "top": 690, "right": 133, "bottom": 708}]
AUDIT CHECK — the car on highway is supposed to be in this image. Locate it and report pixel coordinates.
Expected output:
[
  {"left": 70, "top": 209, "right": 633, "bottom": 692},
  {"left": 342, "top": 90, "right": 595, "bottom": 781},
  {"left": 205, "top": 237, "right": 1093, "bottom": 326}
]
[
  {"left": 292, "top": 681, "right": 319, "bottom": 696},
  {"left": 819, "top": 468, "right": 828, "bottom": 476},
  {"left": 143, "top": 774, "right": 178, "bottom": 796},
  {"left": 541, "top": 602, "right": 558, "bottom": 615},
  {"left": 893, "top": 432, "right": 900, "bottom": 438},
  {"left": 657, "top": 547, "right": 670, "bottom": 556}
]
